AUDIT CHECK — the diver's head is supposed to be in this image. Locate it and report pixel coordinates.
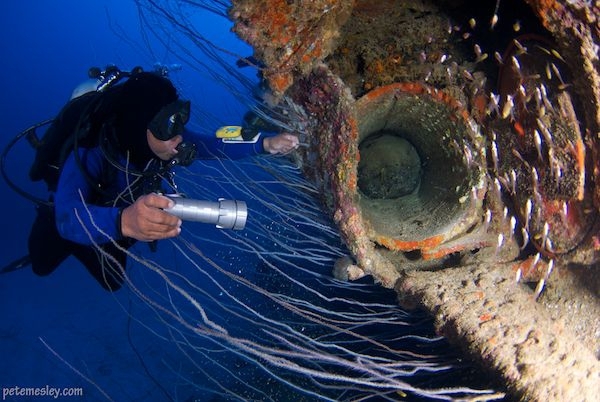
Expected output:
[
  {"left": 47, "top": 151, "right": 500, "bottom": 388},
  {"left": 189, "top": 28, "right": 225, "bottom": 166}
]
[
  {"left": 146, "top": 98, "right": 191, "bottom": 161},
  {"left": 114, "top": 72, "right": 184, "bottom": 165}
]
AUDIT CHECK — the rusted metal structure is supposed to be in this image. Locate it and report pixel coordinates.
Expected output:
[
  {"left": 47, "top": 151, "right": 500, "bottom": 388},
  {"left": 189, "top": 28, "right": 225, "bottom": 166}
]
[{"left": 230, "top": 0, "right": 599, "bottom": 400}]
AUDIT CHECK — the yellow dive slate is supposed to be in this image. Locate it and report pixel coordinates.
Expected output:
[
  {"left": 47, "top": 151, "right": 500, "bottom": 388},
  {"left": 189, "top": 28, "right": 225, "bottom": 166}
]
[{"left": 216, "top": 126, "right": 243, "bottom": 139}]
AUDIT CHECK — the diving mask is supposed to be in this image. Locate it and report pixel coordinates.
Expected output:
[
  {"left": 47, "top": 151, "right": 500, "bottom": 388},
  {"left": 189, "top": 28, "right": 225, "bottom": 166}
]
[{"left": 149, "top": 99, "right": 191, "bottom": 141}]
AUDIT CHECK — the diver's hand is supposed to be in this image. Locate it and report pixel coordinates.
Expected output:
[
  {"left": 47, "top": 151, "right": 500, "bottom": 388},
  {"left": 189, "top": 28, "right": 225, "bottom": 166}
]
[
  {"left": 263, "top": 133, "right": 299, "bottom": 155},
  {"left": 120, "top": 194, "right": 182, "bottom": 241}
]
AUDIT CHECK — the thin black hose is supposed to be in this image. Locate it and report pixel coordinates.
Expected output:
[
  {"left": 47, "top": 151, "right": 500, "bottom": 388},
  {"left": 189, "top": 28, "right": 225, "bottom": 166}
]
[{"left": 0, "top": 120, "right": 54, "bottom": 206}]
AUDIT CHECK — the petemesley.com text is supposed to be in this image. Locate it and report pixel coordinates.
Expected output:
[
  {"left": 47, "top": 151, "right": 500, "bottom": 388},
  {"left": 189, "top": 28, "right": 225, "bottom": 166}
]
[{"left": 2, "top": 385, "right": 83, "bottom": 400}]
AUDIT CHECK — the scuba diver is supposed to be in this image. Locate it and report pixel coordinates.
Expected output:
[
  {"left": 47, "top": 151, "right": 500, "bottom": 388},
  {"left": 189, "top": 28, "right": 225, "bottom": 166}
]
[{"left": 3, "top": 65, "right": 298, "bottom": 291}]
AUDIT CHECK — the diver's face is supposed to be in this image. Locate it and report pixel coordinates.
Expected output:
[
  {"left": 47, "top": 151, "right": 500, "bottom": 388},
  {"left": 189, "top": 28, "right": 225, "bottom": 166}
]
[{"left": 147, "top": 129, "right": 183, "bottom": 161}]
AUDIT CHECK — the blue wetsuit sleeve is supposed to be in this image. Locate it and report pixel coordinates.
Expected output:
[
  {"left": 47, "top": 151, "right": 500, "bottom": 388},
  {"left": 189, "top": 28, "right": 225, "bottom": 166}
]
[
  {"left": 183, "top": 128, "right": 268, "bottom": 159},
  {"left": 54, "top": 147, "right": 121, "bottom": 245}
]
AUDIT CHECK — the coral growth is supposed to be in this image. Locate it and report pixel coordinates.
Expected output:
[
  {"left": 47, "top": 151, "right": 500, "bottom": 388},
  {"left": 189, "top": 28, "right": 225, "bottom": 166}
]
[
  {"left": 231, "top": 1, "right": 600, "bottom": 400},
  {"left": 230, "top": 0, "right": 353, "bottom": 96}
]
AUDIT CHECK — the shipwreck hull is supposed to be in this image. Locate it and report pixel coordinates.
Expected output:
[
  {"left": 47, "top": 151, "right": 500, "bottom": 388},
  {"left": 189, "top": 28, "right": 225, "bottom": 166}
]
[{"left": 231, "top": 0, "right": 600, "bottom": 400}]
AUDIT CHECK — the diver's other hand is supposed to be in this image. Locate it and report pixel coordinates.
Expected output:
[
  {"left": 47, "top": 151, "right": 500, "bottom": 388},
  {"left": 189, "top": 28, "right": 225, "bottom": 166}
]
[
  {"left": 121, "top": 194, "right": 182, "bottom": 241},
  {"left": 263, "top": 133, "right": 299, "bottom": 155}
]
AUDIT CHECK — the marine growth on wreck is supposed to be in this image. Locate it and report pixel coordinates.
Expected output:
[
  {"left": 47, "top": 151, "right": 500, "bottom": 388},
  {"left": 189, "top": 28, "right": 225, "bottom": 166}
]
[
  {"left": 231, "top": 0, "right": 596, "bottom": 279},
  {"left": 228, "top": 0, "right": 600, "bottom": 400}
]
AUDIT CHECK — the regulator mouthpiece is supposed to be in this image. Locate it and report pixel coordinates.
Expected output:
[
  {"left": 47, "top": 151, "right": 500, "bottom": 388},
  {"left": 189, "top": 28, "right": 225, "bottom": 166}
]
[{"left": 164, "top": 195, "right": 247, "bottom": 230}]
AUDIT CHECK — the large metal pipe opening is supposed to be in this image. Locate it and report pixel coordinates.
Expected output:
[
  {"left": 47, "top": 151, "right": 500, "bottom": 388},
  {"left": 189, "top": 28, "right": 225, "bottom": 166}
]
[{"left": 356, "top": 84, "right": 486, "bottom": 252}]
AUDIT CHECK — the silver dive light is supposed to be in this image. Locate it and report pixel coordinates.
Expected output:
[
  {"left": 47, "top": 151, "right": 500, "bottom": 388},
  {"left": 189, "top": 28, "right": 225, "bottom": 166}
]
[{"left": 164, "top": 195, "right": 248, "bottom": 230}]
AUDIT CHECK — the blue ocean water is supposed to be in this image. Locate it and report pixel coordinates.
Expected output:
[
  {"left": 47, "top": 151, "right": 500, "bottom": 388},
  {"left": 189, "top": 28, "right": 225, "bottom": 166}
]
[{"left": 0, "top": 2, "right": 503, "bottom": 401}]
